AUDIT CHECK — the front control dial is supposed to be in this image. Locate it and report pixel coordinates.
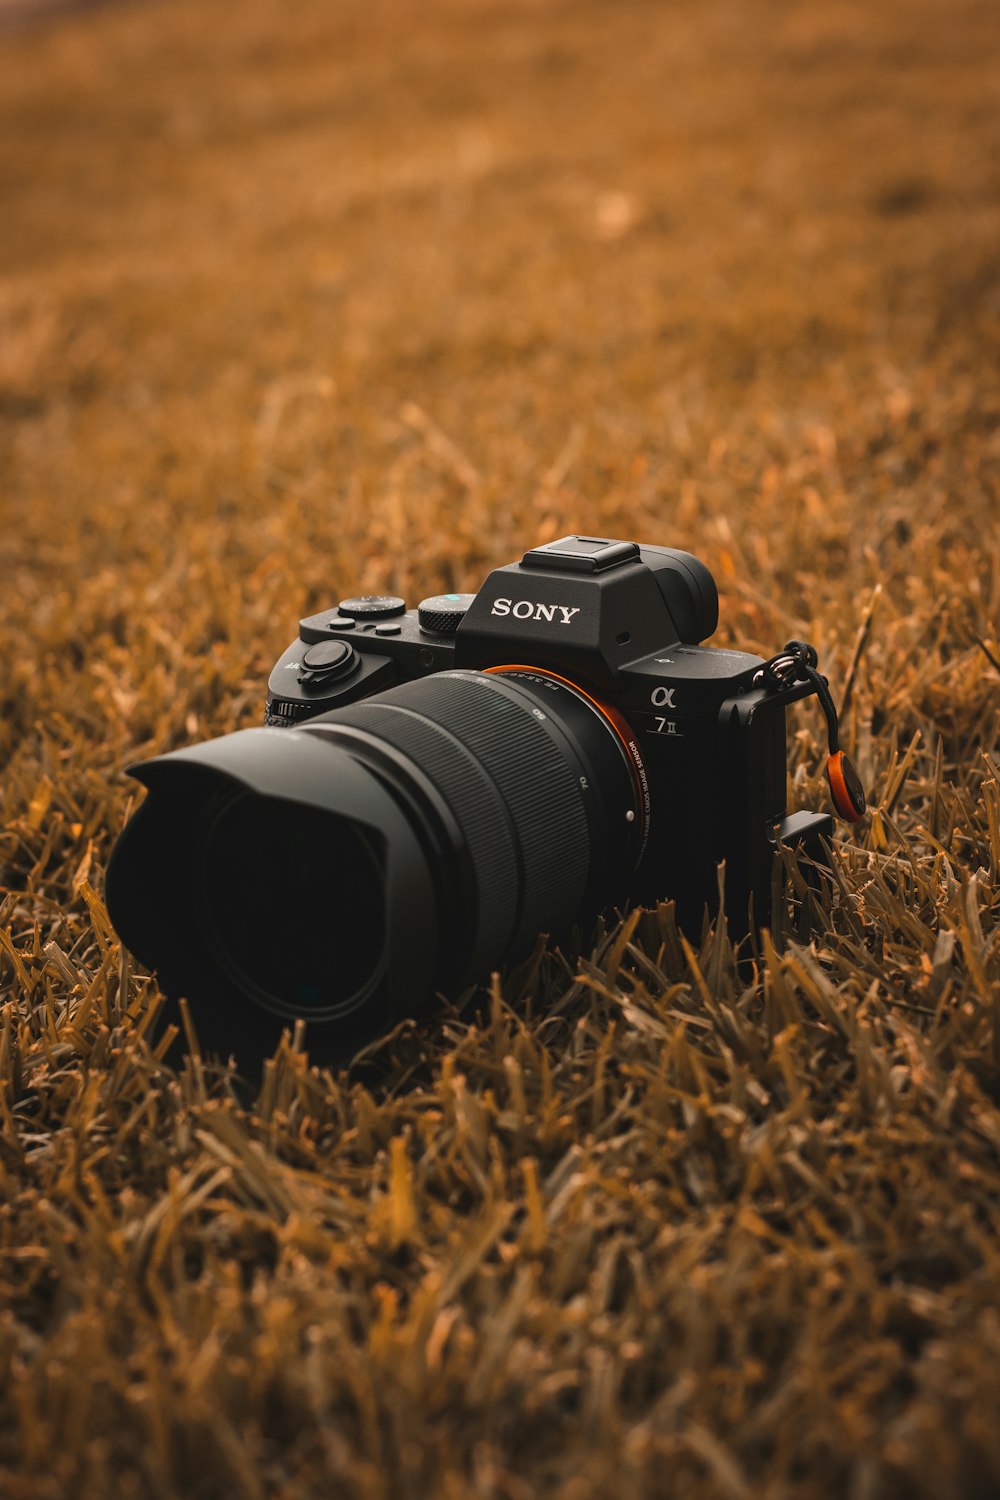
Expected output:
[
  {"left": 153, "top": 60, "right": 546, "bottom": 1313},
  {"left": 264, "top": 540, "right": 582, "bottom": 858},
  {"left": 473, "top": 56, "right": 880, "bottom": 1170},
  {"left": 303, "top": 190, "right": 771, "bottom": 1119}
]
[{"left": 418, "top": 592, "right": 477, "bottom": 634}]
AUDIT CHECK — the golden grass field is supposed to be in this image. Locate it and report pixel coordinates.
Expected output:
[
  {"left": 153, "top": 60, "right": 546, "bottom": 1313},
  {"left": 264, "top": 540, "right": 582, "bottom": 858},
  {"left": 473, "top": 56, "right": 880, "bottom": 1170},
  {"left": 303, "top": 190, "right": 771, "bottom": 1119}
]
[{"left": 2, "top": 0, "right": 1000, "bottom": 1494}]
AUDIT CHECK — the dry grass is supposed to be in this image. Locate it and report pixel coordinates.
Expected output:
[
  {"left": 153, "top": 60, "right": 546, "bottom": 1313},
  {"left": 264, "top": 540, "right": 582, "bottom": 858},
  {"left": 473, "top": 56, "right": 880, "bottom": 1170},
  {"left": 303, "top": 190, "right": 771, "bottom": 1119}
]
[{"left": 2, "top": 0, "right": 1000, "bottom": 1494}]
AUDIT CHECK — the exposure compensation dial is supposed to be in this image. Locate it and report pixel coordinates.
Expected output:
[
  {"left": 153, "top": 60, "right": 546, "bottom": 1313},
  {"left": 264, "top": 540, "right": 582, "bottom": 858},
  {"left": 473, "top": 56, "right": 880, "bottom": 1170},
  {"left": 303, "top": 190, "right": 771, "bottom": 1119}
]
[{"left": 417, "top": 593, "right": 477, "bottom": 634}]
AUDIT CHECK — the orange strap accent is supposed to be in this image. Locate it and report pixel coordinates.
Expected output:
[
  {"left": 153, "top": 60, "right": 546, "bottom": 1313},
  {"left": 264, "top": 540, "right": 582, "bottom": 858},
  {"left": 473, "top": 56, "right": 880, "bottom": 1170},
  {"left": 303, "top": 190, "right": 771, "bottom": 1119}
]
[{"left": 827, "top": 751, "right": 865, "bottom": 823}]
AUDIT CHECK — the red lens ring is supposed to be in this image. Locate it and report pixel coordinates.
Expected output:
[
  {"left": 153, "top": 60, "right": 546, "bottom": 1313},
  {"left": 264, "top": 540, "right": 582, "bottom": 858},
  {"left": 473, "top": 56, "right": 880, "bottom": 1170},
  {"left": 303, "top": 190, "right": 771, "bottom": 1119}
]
[{"left": 483, "top": 664, "right": 651, "bottom": 852}]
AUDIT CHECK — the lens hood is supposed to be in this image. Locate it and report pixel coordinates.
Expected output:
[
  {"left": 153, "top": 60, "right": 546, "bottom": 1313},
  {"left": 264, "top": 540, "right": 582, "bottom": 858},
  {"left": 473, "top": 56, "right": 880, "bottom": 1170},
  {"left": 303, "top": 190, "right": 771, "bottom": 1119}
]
[{"left": 106, "top": 726, "right": 439, "bottom": 1063}]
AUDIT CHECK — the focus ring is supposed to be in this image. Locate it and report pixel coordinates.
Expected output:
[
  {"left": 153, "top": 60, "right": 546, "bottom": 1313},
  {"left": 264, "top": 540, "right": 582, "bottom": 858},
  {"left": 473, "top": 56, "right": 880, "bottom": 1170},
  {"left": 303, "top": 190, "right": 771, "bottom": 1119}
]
[
  {"left": 327, "top": 698, "right": 519, "bottom": 979},
  {"left": 324, "top": 673, "right": 591, "bottom": 962},
  {"left": 407, "top": 676, "right": 591, "bottom": 950}
]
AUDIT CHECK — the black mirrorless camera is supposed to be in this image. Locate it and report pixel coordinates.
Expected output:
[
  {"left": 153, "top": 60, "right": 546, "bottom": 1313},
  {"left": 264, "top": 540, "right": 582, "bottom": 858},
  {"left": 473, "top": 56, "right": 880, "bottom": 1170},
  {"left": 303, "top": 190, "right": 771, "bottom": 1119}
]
[{"left": 107, "top": 535, "right": 864, "bottom": 1070}]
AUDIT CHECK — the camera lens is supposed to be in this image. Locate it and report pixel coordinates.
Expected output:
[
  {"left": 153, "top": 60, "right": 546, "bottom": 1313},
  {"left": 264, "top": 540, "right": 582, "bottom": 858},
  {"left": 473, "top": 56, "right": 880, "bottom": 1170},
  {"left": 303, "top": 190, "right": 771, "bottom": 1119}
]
[
  {"left": 106, "top": 668, "right": 649, "bottom": 1070},
  {"left": 198, "top": 791, "right": 386, "bottom": 1022},
  {"left": 302, "top": 670, "right": 649, "bottom": 1010}
]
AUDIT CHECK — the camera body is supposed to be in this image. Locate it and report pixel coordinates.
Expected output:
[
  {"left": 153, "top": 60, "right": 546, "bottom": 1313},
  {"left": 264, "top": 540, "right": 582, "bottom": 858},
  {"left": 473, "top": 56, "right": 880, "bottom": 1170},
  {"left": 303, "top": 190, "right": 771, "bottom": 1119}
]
[
  {"left": 107, "top": 532, "right": 846, "bottom": 1072},
  {"left": 265, "top": 535, "right": 832, "bottom": 933}
]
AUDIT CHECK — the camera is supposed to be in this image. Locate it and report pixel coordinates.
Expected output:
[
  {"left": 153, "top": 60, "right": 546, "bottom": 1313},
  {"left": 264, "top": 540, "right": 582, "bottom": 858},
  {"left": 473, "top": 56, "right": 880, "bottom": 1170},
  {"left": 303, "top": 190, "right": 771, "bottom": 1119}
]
[{"left": 107, "top": 535, "right": 860, "bottom": 1070}]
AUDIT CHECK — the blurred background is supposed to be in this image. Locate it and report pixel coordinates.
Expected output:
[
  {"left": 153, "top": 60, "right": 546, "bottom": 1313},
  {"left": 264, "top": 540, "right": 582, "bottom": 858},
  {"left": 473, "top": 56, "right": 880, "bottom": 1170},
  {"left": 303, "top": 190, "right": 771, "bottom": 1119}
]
[
  {"left": 2, "top": 0, "right": 998, "bottom": 769},
  {"left": 3, "top": 6, "right": 1000, "bottom": 1497}
]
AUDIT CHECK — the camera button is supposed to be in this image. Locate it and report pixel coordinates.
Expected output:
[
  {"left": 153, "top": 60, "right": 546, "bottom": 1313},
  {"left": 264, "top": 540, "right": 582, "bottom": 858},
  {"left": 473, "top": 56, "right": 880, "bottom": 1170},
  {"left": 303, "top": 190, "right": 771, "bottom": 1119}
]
[
  {"left": 326, "top": 618, "right": 356, "bottom": 631},
  {"left": 374, "top": 623, "right": 402, "bottom": 636}
]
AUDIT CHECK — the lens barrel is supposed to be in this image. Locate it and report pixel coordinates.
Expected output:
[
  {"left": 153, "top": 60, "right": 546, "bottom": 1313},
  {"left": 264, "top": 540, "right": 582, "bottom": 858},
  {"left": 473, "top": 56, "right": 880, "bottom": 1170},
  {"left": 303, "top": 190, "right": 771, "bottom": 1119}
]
[{"left": 106, "top": 668, "right": 647, "bottom": 1069}]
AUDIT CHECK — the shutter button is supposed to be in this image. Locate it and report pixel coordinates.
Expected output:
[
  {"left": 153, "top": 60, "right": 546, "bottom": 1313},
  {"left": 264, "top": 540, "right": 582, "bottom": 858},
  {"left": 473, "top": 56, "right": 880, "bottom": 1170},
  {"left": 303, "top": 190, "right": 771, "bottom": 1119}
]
[{"left": 299, "top": 639, "right": 358, "bottom": 682}]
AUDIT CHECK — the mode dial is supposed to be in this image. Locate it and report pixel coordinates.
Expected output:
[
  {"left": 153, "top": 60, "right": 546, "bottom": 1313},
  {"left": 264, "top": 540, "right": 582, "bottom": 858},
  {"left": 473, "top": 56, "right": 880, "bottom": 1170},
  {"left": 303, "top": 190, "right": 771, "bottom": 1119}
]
[
  {"left": 337, "top": 594, "right": 406, "bottom": 620},
  {"left": 418, "top": 593, "right": 477, "bottom": 634}
]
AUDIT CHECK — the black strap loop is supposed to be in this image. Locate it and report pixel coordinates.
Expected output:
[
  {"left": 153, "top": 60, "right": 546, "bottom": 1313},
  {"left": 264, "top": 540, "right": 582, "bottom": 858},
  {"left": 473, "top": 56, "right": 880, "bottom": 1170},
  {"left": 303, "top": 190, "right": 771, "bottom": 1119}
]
[
  {"left": 754, "top": 640, "right": 866, "bottom": 821},
  {"left": 756, "top": 640, "right": 840, "bottom": 753}
]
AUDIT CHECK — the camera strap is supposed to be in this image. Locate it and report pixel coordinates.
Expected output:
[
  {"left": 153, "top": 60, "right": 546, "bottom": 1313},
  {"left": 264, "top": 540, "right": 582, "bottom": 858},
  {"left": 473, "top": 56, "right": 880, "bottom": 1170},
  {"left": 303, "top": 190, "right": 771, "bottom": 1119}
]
[{"left": 755, "top": 641, "right": 867, "bottom": 823}]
